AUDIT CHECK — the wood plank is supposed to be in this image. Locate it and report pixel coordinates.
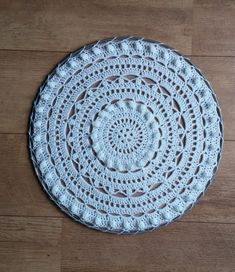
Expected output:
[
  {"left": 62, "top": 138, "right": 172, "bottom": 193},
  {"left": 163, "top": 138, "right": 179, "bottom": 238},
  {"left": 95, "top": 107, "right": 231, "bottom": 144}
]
[
  {"left": 0, "top": 51, "right": 234, "bottom": 138},
  {"left": 193, "top": 0, "right": 235, "bottom": 56},
  {"left": 0, "top": 0, "right": 193, "bottom": 54},
  {"left": 0, "top": 216, "right": 61, "bottom": 272},
  {"left": 0, "top": 134, "right": 234, "bottom": 224},
  {"left": 61, "top": 219, "right": 235, "bottom": 272}
]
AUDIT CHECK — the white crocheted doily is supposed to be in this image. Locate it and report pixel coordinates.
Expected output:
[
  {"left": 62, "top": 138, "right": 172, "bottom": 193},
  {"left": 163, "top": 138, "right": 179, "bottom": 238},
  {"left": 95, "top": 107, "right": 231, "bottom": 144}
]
[{"left": 29, "top": 37, "right": 223, "bottom": 234}]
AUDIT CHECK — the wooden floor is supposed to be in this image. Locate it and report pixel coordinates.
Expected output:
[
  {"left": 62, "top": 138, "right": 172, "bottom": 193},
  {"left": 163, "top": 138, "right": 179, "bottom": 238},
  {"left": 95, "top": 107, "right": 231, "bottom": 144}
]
[{"left": 0, "top": 0, "right": 235, "bottom": 271}]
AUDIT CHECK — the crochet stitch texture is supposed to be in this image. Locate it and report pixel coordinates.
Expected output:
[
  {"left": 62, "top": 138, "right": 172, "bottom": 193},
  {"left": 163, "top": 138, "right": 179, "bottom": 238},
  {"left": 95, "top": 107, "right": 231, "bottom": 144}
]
[{"left": 29, "top": 37, "right": 223, "bottom": 234}]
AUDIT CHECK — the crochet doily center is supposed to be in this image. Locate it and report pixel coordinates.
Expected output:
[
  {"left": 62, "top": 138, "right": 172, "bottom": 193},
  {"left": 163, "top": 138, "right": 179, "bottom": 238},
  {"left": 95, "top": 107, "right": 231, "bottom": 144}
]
[{"left": 91, "top": 100, "right": 159, "bottom": 171}]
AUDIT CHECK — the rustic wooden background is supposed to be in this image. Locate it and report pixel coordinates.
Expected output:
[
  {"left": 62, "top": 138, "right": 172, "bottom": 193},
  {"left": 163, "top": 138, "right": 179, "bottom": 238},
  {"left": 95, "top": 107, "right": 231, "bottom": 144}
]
[{"left": 0, "top": 0, "right": 235, "bottom": 271}]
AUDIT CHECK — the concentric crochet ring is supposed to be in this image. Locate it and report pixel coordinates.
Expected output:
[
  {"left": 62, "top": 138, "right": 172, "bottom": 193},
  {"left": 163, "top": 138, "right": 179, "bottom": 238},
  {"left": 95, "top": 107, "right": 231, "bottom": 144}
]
[
  {"left": 29, "top": 37, "right": 223, "bottom": 234},
  {"left": 91, "top": 100, "right": 159, "bottom": 172}
]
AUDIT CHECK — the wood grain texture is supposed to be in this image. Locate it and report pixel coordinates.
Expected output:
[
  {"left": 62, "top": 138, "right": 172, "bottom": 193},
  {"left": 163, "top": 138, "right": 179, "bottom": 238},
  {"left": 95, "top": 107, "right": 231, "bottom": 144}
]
[
  {"left": 0, "top": 216, "right": 62, "bottom": 272},
  {"left": 193, "top": 0, "right": 235, "bottom": 56},
  {"left": 0, "top": 134, "right": 234, "bottom": 224},
  {"left": 0, "top": 0, "right": 235, "bottom": 271},
  {"left": 0, "top": 0, "right": 193, "bottom": 54},
  {"left": 61, "top": 219, "right": 235, "bottom": 272}
]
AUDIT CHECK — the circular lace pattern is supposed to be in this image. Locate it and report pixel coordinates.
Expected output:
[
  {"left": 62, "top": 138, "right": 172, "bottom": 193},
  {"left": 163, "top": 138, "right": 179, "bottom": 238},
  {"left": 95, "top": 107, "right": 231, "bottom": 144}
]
[{"left": 29, "top": 37, "right": 223, "bottom": 234}]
